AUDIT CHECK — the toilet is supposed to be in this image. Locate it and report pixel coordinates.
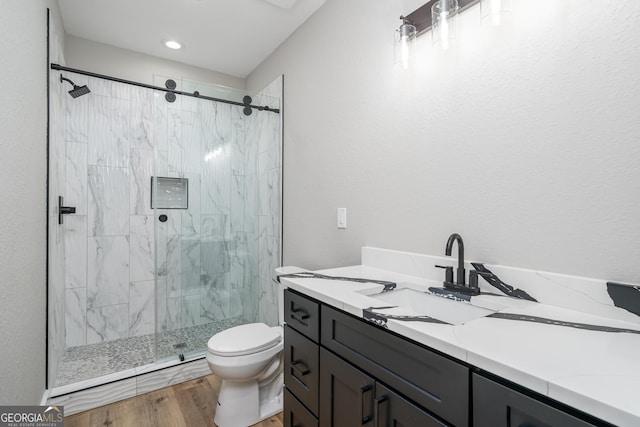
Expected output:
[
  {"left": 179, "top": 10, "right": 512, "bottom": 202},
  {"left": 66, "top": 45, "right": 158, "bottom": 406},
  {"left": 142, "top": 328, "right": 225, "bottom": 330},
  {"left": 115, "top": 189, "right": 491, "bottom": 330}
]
[{"left": 206, "top": 277, "right": 287, "bottom": 427}]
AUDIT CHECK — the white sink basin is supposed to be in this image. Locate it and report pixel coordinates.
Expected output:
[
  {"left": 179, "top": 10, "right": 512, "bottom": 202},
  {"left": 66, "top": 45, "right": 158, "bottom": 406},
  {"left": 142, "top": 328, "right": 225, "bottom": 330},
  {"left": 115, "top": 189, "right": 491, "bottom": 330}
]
[{"left": 369, "top": 288, "right": 495, "bottom": 325}]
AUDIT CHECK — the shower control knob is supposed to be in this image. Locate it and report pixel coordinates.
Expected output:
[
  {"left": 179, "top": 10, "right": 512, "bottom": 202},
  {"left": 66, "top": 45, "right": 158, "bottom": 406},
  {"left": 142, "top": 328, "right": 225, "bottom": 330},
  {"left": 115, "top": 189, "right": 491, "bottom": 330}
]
[{"left": 158, "top": 214, "right": 168, "bottom": 223}]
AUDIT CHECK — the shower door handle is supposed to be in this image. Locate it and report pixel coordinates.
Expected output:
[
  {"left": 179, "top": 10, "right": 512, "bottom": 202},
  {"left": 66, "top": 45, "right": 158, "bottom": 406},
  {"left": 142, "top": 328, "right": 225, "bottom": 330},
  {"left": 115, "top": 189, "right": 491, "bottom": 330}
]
[{"left": 58, "top": 196, "right": 76, "bottom": 224}]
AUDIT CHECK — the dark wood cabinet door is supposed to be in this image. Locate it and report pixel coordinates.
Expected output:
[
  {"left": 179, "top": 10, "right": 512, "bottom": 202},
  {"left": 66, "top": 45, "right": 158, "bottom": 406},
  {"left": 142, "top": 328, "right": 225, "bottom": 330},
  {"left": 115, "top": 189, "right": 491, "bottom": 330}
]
[
  {"left": 284, "top": 388, "right": 318, "bottom": 427},
  {"left": 319, "top": 348, "right": 375, "bottom": 427},
  {"left": 374, "top": 383, "right": 448, "bottom": 427},
  {"left": 473, "top": 374, "right": 601, "bottom": 427},
  {"left": 285, "top": 325, "right": 320, "bottom": 416}
]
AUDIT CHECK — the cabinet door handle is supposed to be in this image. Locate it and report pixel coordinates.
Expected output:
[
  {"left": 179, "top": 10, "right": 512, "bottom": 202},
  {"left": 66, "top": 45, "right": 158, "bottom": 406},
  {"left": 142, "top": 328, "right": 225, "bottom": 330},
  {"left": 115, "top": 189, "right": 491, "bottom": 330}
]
[
  {"left": 291, "top": 359, "right": 310, "bottom": 376},
  {"left": 291, "top": 308, "right": 310, "bottom": 322},
  {"left": 360, "top": 384, "right": 373, "bottom": 424},
  {"left": 374, "top": 396, "right": 388, "bottom": 427}
]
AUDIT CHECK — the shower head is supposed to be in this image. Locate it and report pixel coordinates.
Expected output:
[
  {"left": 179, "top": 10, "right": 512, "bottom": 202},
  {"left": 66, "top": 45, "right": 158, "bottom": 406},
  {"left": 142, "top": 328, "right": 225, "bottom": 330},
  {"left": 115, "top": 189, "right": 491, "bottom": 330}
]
[{"left": 60, "top": 75, "right": 91, "bottom": 98}]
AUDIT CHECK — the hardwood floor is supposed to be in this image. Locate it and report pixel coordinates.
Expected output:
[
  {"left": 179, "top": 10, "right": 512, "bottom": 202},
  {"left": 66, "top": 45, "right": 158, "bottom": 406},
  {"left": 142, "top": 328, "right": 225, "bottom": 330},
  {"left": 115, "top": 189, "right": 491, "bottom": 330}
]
[{"left": 64, "top": 374, "right": 284, "bottom": 427}]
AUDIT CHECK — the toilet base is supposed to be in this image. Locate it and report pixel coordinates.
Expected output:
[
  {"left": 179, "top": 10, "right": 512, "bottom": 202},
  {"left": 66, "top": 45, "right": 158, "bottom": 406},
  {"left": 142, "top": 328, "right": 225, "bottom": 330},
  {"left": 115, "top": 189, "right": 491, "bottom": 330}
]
[{"left": 213, "top": 379, "right": 283, "bottom": 427}]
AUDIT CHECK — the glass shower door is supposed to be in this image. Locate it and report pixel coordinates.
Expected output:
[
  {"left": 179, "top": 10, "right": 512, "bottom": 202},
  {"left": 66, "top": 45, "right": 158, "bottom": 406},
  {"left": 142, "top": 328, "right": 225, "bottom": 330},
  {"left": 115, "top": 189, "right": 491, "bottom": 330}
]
[{"left": 153, "top": 77, "right": 277, "bottom": 362}]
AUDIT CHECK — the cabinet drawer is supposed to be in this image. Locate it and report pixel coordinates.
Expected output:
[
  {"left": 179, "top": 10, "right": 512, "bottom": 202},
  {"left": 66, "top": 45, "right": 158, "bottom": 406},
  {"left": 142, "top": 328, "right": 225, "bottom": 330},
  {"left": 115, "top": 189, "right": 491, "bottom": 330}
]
[
  {"left": 321, "top": 305, "right": 468, "bottom": 426},
  {"left": 376, "top": 383, "right": 448, "bottom": 427},
  {"left": 284, "top": 325, "right": 320, "bottom": 416},
  {"left": 284, "top": 388, "right": 318, "bottom": 427},
  {"left": 285, "top": 289, "right": 320, "bottom": 342},
  {"left": 473, "top": 374, "right": 601, "bottom": 427}
]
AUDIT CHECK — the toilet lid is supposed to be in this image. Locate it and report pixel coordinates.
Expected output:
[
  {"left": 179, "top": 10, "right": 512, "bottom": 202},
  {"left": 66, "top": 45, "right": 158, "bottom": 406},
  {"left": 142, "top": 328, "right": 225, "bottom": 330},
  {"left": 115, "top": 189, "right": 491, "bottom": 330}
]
[{"left": 207, "top": 323, "right": 282, "bottom": 356}]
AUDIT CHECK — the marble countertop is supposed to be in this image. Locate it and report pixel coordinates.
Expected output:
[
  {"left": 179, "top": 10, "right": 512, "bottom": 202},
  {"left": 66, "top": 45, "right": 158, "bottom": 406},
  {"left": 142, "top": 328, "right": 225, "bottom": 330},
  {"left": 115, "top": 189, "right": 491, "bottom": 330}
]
[{"left": 279, "top": 264, "right": 640, "bottom": 427}]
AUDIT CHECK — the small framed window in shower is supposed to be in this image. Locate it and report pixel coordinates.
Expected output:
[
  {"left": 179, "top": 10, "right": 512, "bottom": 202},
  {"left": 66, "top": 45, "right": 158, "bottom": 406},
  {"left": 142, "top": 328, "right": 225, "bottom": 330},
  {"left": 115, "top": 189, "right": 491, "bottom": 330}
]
[{"left": 151, "top": 177, "right": 189, "bottom": 209}]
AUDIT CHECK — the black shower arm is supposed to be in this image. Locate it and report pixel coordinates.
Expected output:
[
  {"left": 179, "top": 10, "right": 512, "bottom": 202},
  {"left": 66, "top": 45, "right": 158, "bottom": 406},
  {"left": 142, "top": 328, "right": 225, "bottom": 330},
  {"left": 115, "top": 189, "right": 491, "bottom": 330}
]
[{"left": 59, "top": 75, "right": 76, "bottom": 87}]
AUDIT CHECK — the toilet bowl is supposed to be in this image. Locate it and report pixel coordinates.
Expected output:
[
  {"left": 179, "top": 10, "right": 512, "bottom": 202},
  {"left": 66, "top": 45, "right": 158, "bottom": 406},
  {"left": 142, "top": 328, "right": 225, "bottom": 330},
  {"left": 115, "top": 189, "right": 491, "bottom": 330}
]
[{"left": 207, "top": 323, "right": 284, "bottom": 427}]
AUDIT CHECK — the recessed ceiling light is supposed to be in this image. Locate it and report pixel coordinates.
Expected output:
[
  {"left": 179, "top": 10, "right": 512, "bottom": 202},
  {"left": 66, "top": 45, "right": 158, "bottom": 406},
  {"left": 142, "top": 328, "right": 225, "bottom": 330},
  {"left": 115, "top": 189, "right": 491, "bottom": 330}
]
[{"left": 163, "top": 39, "right": 183, "bottom": 50}]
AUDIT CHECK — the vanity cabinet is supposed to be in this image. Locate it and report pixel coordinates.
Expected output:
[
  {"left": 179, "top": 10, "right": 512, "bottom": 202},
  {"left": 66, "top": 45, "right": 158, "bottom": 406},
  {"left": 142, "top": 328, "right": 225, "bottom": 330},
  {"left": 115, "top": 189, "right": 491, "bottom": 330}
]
[
  {"left": 284, "top": 288, "right": 606, "bottom": 427},
  {"left": 472, "top": 374, "right": 599, "bottom": 427}
]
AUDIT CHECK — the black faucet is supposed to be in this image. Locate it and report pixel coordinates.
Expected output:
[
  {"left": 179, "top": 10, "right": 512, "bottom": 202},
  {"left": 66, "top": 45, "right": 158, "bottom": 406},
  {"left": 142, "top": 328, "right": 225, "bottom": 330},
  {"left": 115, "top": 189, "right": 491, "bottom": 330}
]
[
  {"left": 445, "top": 233, "right": 465, "bottom": 286},
  {"left": 435, "top": 233, "right": 482, "bottom": 295}
]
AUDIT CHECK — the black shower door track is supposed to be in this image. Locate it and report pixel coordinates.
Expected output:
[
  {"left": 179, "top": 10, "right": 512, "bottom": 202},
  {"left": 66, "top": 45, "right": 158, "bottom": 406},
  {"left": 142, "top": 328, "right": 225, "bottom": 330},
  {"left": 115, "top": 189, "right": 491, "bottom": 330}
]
[{"left": 50, "top": 63, "right": 280, "bottom": 114}]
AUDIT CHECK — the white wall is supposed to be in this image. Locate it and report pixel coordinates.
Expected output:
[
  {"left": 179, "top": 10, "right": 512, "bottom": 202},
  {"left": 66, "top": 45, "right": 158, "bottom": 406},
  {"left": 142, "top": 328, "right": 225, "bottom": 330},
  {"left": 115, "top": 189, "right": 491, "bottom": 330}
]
[
  {"left": 64, "top": 35, "right": 245, "bottom": 90},
  {"left": 247, "top": 0, "right": 640, "bottom": 283},
  {"left": 0, "top": 0, "right": 64, "bottom": 404}
]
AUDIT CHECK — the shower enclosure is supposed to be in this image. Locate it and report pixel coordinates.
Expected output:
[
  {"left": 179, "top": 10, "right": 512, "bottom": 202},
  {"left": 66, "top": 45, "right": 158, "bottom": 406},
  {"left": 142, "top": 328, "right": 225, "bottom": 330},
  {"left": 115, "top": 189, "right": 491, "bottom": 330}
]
[{"left": 47, "top": 63, "right": 282, "bottom": 392}]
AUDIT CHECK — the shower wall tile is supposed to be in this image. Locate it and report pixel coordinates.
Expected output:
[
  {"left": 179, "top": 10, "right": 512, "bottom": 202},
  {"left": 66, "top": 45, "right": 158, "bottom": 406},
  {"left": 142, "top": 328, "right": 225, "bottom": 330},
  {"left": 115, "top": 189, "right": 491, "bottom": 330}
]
[
  {"left": 88, "top": 96, "right": 130, "bottom": 168},
  {"left": 166, "top": 235, "right": 182, "bottom": 298},
  {"left": 63, "top": 215, "right": 87, "bottom": 289},
  {"left": 129, "top": 280, "right": 155, "bottom": 337},
  {"left": 129, "top": 215, "right": 155, "bottom": 283},
  {"left": 64, "top": 80, "right": 89, "bottom": 143},
  {"left": 166, "top": 107, "right": 183, "bottom": 176},
  {"left": 201, "top": 273, "right": 231, "bottom": 322},
  {"left": 230, "top": 106, "right": 246, "bottom": 175},
  {"left": 244, "top": 173, "right": 259, "bottom": 235},
  {"left": 88, "top": 166, "right": 129, "bottom": 236},
  {"left": 181, "top": 111, "right": 202, "bottom": 174},
  {"left": 88, "top": 76, "right": 131, "bottom": 100},
  {"left": 130, "top": 87, "right": 154, "bottom": 150},
  {"left": 65, "top": 142, "right": 88, "bottom": 214},
  {"left": 202, "top": 102, "right": 231, "bottom": 155},
  {"left": 86, "top": 304, "right": 129, "bottom": 344},
  {"left": 201, "top": 240, "right": 230, "bottom": 276},
  {"left": 65, "top": 288, "right": 86, "bottom": 347},
  {"left": 182, "top": 294, "right": 201, "bottom": 327},
  {"left": 130, "top": 149, "right": 153, "bottom": 215},
  {"left": 201, "top": 214, "right": 230, "bottom": 240},
  {"left": 153, "top": 92, "right": 168, "bottom": 151},
  {"left": 259, "top": 166, "right": 282, "bottom": 236},
  {"left": 202, "top": 156, "right": 231, "bottom": 215},
  {"left": 182, "top": 173, "right": 201, "bottom": 235},
  {"left": 230, "top": 233, "right": 245, "bottom": 289},
  {"left": 230, "top": 174, "right": 245, "bottom": 235},
  {"left": 165, "top": 297, "right": 182, "bottom": 331},
  {"left": 181, "top": 238, "right": 201, "bottom": 296},
  {"left": 87, "top": 236, "right": 130, "bottom": 308},
  {"left": 155, "top": 278, "right": 167, "bottom": 332},
  {"left": 201, "top": 215, "right": 231, "bottom": 276},
  {"left": 162, "top": 210, "right": 182, "bottom": 236}
]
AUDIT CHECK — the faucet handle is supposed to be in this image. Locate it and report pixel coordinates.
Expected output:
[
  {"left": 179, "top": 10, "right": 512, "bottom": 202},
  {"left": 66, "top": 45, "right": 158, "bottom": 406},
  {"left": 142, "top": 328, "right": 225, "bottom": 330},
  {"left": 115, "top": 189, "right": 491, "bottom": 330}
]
[
  {"left": 469, "top": 270, "right": 492, "bottom": 289},
  {"left": 435, "top": 265, "right": 454, "bottom": 284}
]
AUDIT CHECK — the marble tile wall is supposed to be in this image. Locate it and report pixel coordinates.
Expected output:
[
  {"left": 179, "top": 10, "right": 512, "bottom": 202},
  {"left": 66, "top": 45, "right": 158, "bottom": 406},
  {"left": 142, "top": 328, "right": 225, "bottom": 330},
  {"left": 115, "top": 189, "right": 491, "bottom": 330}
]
[{"left": 58, "top": 74, "right": 282, "bottom": 355}]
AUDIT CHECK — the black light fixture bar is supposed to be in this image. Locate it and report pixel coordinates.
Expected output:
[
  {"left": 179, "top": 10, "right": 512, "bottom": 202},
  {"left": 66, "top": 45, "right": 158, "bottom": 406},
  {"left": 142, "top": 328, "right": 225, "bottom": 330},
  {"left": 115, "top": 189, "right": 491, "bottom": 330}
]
[
  {"left": 405, "top": 0, "right": 479, "bottom": 35},
  {"left": 50, "top": 63, "right": 280, "bottom": 114}
]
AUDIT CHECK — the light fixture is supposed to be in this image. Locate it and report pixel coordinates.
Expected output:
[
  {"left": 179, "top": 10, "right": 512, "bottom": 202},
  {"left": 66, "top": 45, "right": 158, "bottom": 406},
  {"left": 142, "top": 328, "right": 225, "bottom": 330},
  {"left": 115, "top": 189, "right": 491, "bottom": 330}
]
[
  {"left": 394, "top": 17, "right": 417, "bottom": 69},
  {"left": 163, "top": 39, "right": 183, "bottom": 50},
  {"left": 395, "top": 0, "right": 511, "bottom": 65},
  {"left": 432, "top": 0, "right": 459, "bottom": 51},
  {"left": 480, "top": 0, "right": 511, "bottom": 26}
]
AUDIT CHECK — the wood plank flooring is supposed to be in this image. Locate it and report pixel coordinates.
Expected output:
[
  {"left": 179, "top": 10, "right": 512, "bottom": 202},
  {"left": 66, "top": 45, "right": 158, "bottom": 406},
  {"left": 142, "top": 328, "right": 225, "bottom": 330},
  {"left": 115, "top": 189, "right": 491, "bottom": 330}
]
[{"left": 64, "top": 374, "right": 284, "bottom": 427}]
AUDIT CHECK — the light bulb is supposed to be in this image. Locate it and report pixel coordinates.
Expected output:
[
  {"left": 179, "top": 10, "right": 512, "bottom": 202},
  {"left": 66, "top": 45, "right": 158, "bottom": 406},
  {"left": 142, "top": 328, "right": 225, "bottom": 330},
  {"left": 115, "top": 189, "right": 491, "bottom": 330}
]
[
  {"left": 394, "top": 20, "right": 416, "bottom": 69},
  {"left": 431, "top": 0, "right": 458, "bottom": 51}
]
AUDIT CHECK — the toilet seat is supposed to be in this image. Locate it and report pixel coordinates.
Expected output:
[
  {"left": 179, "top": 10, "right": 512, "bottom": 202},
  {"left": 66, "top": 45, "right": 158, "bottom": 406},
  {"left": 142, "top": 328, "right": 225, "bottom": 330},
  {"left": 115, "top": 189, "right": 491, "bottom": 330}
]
[{"left": 207, "top": 323, "right": 281, "bottom": 357}]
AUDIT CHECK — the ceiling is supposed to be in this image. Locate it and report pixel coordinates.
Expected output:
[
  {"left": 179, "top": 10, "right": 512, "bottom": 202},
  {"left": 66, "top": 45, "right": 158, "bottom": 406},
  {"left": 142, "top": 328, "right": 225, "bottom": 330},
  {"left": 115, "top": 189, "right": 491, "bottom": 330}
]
[{"left": 57, "top": 0, "right": 327, "bottom": 79}]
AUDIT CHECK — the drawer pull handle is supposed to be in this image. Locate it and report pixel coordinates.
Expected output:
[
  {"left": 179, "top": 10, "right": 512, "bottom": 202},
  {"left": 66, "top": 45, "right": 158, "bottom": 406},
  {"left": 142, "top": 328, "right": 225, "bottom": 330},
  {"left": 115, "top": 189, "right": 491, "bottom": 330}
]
[
  {"left": 374, "top": 396, "right": 388, "bottom": 427},
  {"left": 360, "top": 384, "right": 374, "bottom": 424},
  {"left": 291, "top": 308, "right": 310, "bottom": 322},
  {"left": 291, "top": 360, "right": 310, "bottom": 376}
]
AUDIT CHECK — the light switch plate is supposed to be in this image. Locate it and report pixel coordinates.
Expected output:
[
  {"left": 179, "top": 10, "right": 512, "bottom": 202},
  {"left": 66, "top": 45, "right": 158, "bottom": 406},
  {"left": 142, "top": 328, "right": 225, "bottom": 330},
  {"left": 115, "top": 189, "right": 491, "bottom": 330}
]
[{"left": 337, "top": 208, "right": 347, "bottom": 229}]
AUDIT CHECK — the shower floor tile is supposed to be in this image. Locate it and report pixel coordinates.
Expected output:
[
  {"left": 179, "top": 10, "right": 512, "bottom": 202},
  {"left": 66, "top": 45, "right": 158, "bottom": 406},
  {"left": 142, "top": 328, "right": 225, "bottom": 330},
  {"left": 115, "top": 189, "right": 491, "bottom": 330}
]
[{"left": 55, "top": 317, "right": 246, "bottom": 387}]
